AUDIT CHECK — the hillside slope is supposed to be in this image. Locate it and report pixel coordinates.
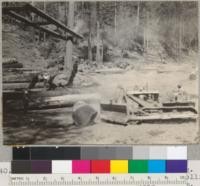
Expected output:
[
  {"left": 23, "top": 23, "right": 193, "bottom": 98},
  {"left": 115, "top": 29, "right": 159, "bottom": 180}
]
[{"left": 3, "top": 24, "right": 48, "bottom": 69}]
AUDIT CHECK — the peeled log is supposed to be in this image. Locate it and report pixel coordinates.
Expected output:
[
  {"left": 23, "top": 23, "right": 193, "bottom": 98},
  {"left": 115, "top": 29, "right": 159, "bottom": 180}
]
[
  {"left": 3, "top": 57, "right": 17, "bottom": 64},
  {"left": 26, "top": 93, "right": 101, "bottom": 113},
  {"left": 3, "top": 63, "right": 23, "bottom": 69},
  {"left": 3, "top": 82, "right": 44, "bottom": 90},
  {"left": 72, "top": 101, "right": 98, "bottom": 126}
]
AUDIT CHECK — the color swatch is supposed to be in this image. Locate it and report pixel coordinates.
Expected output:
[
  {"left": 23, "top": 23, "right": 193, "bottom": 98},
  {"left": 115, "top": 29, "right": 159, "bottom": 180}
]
[
  {"left": 110, "top": 160, "right": 128, "bottom": 173},
  {"left": 91, "top": 160, "right": 110, "bottom": 173},
  {"left": 167, "top": 146, "right": 187, "bottom": 160},
  {"left": 11, "top": 160, "right": 188, "bottom": 174},
  {"left": 52, "top": 160, "right": 72, "bottom": 174},
  {"left": 31, "top": 160, "right": 52, "bottom": 174},
  {"left": 72, "top": 160, "right": 91, "bottom": 173},
  {"left": 148, "top": 160, "right": 166, "bottom": 173},
  {"left": 166, "top": 160, "right": 187, "bottom": 173},
  {"left": 129, "top": 160, "right": 148, "bottom": 173}
]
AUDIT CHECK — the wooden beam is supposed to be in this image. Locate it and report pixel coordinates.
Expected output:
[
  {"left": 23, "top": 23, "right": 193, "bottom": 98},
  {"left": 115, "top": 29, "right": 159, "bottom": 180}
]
[
  {"left": 32, "top": 21, "right": 50, "bottom": 25},
  {"left": 2, "top": 6, "right": 27, "bottom": 13},
  {"left": 25, "top": 3, "right": 83, "bottom": 39},
  {"left": 5, "top": 11, "right": 69, "bottom": 41}
]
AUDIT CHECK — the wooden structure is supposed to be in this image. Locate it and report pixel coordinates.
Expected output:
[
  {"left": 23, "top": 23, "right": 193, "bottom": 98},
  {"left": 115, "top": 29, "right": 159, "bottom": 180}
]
[
  {"left": 2, "top": 3, "right": 83, "bottom": 41},
  {"left": 3, "top": 3, "right": 84, "bottom": 99}
]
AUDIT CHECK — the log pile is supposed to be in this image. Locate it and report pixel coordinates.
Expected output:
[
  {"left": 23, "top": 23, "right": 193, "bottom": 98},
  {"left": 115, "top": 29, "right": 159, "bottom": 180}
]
[{"left": 3, "top": 58, "right": 23, "bottom": 68}]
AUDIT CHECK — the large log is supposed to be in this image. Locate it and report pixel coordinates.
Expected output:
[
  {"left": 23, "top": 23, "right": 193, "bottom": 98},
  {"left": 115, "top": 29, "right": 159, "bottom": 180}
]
[
  {"left": 3, "top": 63, "right": 23, "bottom": 69},
  {"left": 3, "top": 87, "right": 81, "bottom": 101},
  {"left": 3, "top": 57, "right": 18, "bottom": 64},
  {"left": 72, "top": 101, "right": 98, "bottom": 126},
  {"left": 3, "top": 80, "right": 30, "bottom": 84},
  {"left": 3, "top": 89, "right": 42, "bottom": 100},
  {"left": 3, "top": 68, "right": 43, "bottom": 72},
  {"left": 3, "top": 74, "right": 31, "bottom": 83},
  {"left": 3, "top": 82, "right": 44, "bottom": 90},
  {"left": 26, "top": 93, "right": 101, "bottom": 112}
]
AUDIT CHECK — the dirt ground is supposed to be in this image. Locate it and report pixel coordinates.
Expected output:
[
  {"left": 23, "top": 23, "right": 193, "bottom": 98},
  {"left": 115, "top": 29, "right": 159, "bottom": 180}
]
[{"left": 3, "top": 59, "right": 199, "bottom": 145}]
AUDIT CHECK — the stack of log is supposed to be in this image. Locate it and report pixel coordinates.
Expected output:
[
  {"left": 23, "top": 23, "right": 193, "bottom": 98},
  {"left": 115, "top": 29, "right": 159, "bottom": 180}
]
[{"left": 3, "top": 58, "right": 23, "bottom": 68}]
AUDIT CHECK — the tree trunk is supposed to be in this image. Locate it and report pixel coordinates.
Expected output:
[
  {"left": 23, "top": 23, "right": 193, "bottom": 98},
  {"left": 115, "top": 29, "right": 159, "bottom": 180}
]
[
  {"left": 88, "top": 30, "right": 93, "bottom": 61},
  {"left": 96, "top": 21, "right": 101, "bottom": 63},
  {"left": 88, "top": 2, "right": 97, "bottom": 62},
  {"left": 43, "top": 2, "right": 46, "bottom": 42},
  {"left": 65, "top": 2, "right": 74, "bottom": 72},
  {"left": 136, "top": 1, "right": 140, "bottom": 27},
  {"left": 146, "top": 11, "right": 149, "bottom": 53},
  {"left": 58, "top": 2, "right": 64, "bottom": 23},
  {"left": 100, "top": 41, "right": 104, "bottom": 62},
  {"left": 114, "top": 1, "right": 117, "bottom": 35},
  {"left": 143, "top": 13, "right": 146, "bottom": 53},
  {"left": 178, "top": 2, "right": 182, "bottom": 58},
  {"left": 31, "top": 1, "right": 35, "bottom": 42}
]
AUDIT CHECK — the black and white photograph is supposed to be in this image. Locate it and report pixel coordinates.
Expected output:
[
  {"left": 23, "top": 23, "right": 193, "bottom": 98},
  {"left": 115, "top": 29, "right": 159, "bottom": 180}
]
[{"left": 2, "top": 1, "right": 199, "bottom": 145}]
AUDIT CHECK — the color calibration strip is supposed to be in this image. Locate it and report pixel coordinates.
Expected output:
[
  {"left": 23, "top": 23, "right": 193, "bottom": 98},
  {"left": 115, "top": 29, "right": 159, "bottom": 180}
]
[
  {"left": 13, "top": 146, "right": 187, "bottom": 160},
  {"left": 11, "top": 160, "right": 187, "bottom": 174}
]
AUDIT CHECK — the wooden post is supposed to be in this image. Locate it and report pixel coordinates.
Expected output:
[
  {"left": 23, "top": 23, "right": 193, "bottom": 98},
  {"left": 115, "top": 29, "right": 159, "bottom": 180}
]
[{"left": 65, "top": 1, "right": 74, "bottom": 72}]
